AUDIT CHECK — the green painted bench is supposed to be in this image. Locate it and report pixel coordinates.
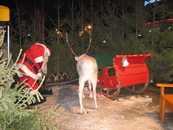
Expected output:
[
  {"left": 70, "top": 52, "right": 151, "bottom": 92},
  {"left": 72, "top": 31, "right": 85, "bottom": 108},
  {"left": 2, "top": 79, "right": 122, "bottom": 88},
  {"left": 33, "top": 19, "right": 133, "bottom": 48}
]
[{"left": 91, "top": 54, "right": 115, "bottom": 76}]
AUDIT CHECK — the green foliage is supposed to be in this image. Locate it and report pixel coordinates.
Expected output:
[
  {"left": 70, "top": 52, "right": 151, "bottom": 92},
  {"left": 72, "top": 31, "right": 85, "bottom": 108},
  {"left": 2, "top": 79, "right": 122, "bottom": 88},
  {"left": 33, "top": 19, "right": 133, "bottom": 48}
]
[{"left": 0, "top": 38, "right": 58, "bottom": 129}]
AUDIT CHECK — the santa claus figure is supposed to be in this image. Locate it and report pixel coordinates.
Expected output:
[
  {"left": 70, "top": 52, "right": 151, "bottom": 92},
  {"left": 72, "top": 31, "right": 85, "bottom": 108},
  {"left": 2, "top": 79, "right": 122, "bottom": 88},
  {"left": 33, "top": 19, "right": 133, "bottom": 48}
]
[{"left": 17, "top": 43, "right": 51, "bottom": 96}]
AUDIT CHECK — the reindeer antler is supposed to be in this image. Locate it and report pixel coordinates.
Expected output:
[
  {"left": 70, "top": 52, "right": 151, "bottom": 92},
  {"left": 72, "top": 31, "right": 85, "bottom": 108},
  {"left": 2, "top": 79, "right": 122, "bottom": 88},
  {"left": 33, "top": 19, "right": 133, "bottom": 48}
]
[
  {"left": 85, "top": 30, "right": 92, "bottom": 54},
  {"left": 66, "top": 29, "right": 92, "bottom": 56},
  {"left": 66, "top": 32, "right": 78, "bottom": 57}
]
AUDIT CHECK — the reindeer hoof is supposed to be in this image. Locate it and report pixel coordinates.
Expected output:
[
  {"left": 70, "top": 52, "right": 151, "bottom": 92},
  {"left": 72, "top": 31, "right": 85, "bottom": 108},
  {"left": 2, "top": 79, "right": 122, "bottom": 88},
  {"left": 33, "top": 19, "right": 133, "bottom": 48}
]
[
  {"left": 94, "top": 105, "right": 100, "bottom": 110},
  {"left": 89, "top": 96, "right": 94, "bottom": 100},
  {"left": 89, "top": 94, "right": 94, "bottom": 99},
  {"left": 80, "top": 110, "right": 88, "bottom": 114},
  {"left": 82, "top": 95, "right": 85, "bottom": 100}
]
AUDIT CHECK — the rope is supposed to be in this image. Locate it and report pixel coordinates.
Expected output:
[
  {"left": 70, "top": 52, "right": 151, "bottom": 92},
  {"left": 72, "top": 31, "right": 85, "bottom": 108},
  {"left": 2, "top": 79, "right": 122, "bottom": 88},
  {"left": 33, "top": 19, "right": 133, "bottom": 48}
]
[{"left": 45, "top": 79, "right": 79, "bottom": 86}]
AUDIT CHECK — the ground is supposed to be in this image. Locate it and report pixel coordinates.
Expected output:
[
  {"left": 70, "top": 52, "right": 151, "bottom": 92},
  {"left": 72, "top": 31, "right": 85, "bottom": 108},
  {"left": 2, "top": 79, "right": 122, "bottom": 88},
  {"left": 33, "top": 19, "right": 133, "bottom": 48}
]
[{"left": 30, "top": 82, "right": 173, "bottom": 130}]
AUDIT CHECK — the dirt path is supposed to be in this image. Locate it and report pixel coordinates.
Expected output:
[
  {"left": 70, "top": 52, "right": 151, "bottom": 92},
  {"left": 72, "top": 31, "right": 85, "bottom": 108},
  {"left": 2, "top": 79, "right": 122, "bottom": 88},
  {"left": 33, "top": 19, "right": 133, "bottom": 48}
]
[{"left": 31, "top": 83, "right": 173, "bottom": 130}]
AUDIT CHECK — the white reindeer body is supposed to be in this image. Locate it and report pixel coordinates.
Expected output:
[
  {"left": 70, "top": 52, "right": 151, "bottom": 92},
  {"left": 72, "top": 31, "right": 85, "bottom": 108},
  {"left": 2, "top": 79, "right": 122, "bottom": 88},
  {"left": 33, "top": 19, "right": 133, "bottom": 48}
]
[
  {"left": 75, "top": 54, "right": 99, "bottom": 114},
  {"left": 66, "top": 30, "right": 99, "bottom": 114},
  {"left": 75, "top": 54, "right": 98, "bottom": 79}
]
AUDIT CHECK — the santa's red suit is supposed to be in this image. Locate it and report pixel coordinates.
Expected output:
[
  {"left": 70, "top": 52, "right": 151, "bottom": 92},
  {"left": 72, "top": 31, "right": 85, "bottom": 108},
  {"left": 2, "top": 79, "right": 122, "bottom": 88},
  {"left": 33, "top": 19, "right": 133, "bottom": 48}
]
[{"left": 17, "top": 43, "right": 51, "bottom": 95}]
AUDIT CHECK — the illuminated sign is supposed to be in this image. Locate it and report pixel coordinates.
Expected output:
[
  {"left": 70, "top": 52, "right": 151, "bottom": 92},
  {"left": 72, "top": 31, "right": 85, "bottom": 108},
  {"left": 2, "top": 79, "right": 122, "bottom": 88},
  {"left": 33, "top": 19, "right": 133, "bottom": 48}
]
[{"left": 144, "top": 0, "right": 162, "bottom": 6}]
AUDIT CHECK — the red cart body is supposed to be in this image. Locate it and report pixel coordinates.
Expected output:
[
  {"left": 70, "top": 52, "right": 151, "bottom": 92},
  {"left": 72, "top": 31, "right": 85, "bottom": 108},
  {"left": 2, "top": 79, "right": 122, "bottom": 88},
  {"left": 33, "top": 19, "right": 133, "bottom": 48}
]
[{"left": 97, "top": 54, "right": 152, "bottom": 97}]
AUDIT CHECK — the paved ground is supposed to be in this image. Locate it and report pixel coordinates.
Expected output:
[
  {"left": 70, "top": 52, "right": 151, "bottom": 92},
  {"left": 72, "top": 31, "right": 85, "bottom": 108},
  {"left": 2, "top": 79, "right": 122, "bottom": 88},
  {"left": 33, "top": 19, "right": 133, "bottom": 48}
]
[{"left": 30, "top": 82, "right": 173, "bottom": 130}]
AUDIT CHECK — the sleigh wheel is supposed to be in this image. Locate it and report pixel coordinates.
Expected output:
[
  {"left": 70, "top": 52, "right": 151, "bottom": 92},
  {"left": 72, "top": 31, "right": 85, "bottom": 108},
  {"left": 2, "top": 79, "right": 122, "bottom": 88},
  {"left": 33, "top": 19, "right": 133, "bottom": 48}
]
[
  {"left": 125, "top": 82, "right": 149, "bottom": 94},
  {"left": 96, "top": 83, "right": 121, "bottom": 99}
]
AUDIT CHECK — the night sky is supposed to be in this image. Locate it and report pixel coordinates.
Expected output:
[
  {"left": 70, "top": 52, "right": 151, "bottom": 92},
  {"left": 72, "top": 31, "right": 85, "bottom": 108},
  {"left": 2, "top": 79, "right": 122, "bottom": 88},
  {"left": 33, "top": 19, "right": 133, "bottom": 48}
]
[{"left": 0, "top": 0, "right": 92, "bottom": 19}]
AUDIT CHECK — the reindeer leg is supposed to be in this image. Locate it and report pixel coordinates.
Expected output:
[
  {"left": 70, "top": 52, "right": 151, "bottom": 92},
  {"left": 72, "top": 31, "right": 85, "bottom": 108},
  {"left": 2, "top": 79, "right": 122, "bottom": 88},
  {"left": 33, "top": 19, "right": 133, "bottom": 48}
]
[
  {"left": 92, "top": 80, "right": 100, "bottom": 110},
  {"left": 88, "top": 81, "right": 93, "bottom": 99},
  {"left": 78, "top": 81, "right": 87, "bottom": 114}
]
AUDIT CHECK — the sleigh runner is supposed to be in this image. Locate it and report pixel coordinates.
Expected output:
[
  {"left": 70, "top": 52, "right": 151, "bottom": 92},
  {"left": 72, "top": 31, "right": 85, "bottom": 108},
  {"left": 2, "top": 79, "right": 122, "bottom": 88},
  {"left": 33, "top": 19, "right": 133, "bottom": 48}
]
[{"left": 92, "top": 54, "right": 152, "bottom": 99}]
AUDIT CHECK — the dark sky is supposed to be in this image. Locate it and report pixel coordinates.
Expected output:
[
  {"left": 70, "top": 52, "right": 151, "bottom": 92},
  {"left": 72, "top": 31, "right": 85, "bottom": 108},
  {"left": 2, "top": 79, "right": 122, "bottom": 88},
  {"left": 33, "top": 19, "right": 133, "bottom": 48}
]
[
  {"left": 0, "top": 0, "right": 94, "bottom": 28},
  {"left": 43, "top": 0, "right": 91, "bottom": 18},
  {"left": 0, "top": 0, "right": 91, "bottom": 18}
]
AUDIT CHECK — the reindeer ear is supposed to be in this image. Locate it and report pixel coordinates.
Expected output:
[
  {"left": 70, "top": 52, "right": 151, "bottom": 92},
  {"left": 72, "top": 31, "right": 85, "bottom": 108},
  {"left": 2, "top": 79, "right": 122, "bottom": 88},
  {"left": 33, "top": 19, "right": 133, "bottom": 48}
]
[{"left": 75, "top": 56, "right": 79, "bottom": 61}]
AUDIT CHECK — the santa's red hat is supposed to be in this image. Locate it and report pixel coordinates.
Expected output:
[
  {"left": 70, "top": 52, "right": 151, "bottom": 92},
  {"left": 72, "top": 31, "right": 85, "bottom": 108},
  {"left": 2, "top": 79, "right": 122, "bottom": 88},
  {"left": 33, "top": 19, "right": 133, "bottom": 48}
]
[{"left": 35, "top": 43, "right": 51, "bottom": 56}]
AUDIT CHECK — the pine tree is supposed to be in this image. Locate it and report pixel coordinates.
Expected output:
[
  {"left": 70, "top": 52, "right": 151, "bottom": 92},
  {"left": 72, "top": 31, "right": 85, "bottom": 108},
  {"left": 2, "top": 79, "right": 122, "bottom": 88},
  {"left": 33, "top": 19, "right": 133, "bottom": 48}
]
[{"left": 0, "top": 24, "right": 58, "bottom": 130}]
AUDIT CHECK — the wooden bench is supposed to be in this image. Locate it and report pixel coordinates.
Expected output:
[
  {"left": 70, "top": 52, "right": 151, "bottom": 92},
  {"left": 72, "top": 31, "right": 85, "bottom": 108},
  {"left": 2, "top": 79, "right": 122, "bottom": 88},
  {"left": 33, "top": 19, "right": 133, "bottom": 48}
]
[{"left": 156, "top": 83, "right": 173, "bottom": 121}]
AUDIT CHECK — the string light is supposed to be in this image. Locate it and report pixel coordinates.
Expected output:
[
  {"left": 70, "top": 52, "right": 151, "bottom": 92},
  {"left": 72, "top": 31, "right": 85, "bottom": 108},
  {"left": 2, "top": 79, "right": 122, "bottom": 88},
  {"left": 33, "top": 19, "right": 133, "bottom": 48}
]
[
  {"left": 55, "top": 29, "right": 62, "bottom": 36},
  {"left": 103, "top": 40, "right": 106, "bottom": 43},
  {"left": 79, "top": 31, "right": 84, "bottom": 36},
  {"left": 79, "top": 24, "right": 92, "bottom": 36},
  {"left": 84, "top": 24, "right": 92, "bottom": 30}
]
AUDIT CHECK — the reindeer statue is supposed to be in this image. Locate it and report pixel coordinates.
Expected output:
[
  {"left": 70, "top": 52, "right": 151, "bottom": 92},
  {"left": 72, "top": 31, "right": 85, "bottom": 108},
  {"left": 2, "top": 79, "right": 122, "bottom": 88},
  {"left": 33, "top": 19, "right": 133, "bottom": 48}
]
[{"left": 66, "top": 29, "right": 99, "bottom": 114}]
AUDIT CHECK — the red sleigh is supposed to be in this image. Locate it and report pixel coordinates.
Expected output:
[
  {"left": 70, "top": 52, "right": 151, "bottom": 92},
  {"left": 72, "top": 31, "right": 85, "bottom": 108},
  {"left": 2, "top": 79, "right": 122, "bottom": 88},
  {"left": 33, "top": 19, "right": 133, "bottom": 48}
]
[{"left": 92, "top": 54, "right": 152, "bottom": 99}]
